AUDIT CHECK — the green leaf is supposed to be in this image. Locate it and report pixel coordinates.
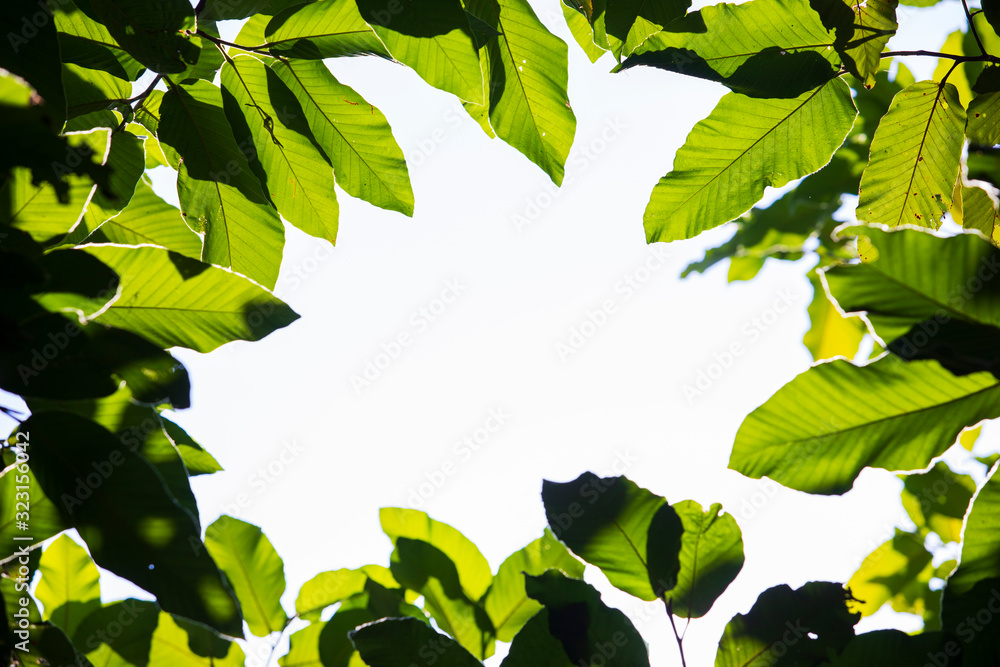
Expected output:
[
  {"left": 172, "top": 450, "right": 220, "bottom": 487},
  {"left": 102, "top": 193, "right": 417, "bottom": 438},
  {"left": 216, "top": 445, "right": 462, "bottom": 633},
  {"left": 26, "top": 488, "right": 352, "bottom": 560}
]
[
  {"left": 0, "top": 0, "right": 67, "bottom": 122},
  {"left": 178, "top": 23, "right": 225, "bottom": 84},
  {"left": 264, "top": 0, "right": 392, "bottom": 59},
  {"left": 619, "top": 0, "right": 844, "bottom": 98},
  {"left": 350, "top": 617, "right": 482, "bottom": 667},
  {"left": 730, "top": 354, "right": 1000, "bottom": 494},
  {"left": 389, "top": 537, "right": 494, "bottom": 659},
  {"left": 13, "top": 623, "right": 89, "bottom": 667},
  {"left": 76, "top": 599, "right": 159, "bottom": 667},
  {"left": 605, "top": 0, "right": 689, "bottom": 56},
  {"left": 716, "top": 582, "right": 859, "bottom": 666},
  {"left": 317, "top": 592, "right": 428, "bottom": 667},
  {"left": 541, "top": 472, "right": 682, "bottom": 601},
  {"left": 160, "top": 418, "right": 223, "bottom": 476},
  {"left": 380, "top": 508, "right": 493, "bottom": 601},
  {"left": 0, "top": 129, "right": 110, "bottom": 243},
  {"left": 858, "top": 81, "right": 965, "bottom": 229},
  {"left": 54, "top": 0, "right": 146, "bottom": 81},
  {"left": 484, "top": 529, "right": 583, "bottom": 641},
  {"left": 642, "top": 78, "right": 856, "bottom": 243},
  {"left": 62, "top": 63, "right": 131, "bottom": 122},
  {"left": 280, "top": 622, "right": 324, "bottom": 667},
  {"left": 205, "top": 516, "right": 288, "bottom": 637},
  {"left": 270, "top": 58, "right": 414, "bottom": 216},
  {"left": 25, "top": 412, "right": 243, "bottom": 637},
  {"left": 36, "top": 535, "right": 101, "bottom": 642},
  {"left": 982, "top": 0, "right": 1000, "bottom": 52},
  {"left": 498, "top": 610, "right": 575, "bottom": 667},
  {"left": 147, "top": 612, "right": 246, "bottom": 666},
  {"left": 27, "top": 386, "right": 204, "bottom": 525},
  {"left": 354, "top": 0, "right": 484, "bottom": 103},
  {"left": 846, "top": 529, "right": 937, "bottom": 620},
  {"left": 804, "top": 272, "right": 866, "bottom": 362},
  {"left": 83, "top": 177, "right": 203, "bottom": 258},
  {"left": 26, "top": 247, "right": 120, "bottom": 319},
  {"left": 0, "top": 314, "right": 191, "bottom": 407},
  {"left": 827, "top": 630, "right": 949, "bottom": 667},
  {"left": 665, "top": 500, "right": 744, "bottom": 619},
  {"left": 838, "top": 0, "right": 897, "bottom": 88},
  {"left": 901, "top": 462, "right": 977, "bottom": 543},
  {"left": 295, "top": 568, "right": 369, "bottom": 621},
  {"left": 961, "top": 181, "right": 1000, "bottom": 245},
  {"left": 0, "top": 448, "right": 67, "bottom": 562},
  {"left": 968, "top": 90, "right": 1000, "bottom": 146},
  {"left": 932, "top": 31, "right": 974, "bottom": 108},
  {"left": 823, "top": 227, "right": 1000, "bottom": 345},
  {"left": 158, "top": 79, "right": 285, "bottom": 288},
  {"left": 88, "top": 0, "right": 200, "bottom": 74},
  {"left": 221, "top": 55, "right": 339, "bottom": 244},
  {"left": 524, "top": 571, "right": 650, "bottom": 667},
  {"left": 560, "top": 2, "right": 606, "bottom": 63},
  {"left": 463, "top": 0, "right": 577, "bottom": 185},
  {"left": 78, "top": 131, "right": 145, "bottom": 229},
  {"left": 941, "top": 463, "right": 1000, "bottom": 663},
  {"left": 82, "top": 244, "right": 299, "bottom": 353}
]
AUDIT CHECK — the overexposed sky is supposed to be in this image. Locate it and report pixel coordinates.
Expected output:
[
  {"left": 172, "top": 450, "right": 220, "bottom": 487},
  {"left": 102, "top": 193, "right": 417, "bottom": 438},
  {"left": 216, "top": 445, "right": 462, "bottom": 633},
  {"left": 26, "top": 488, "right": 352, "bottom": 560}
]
[{"left": 7, "top": 1, "right": 996, "bottom": 665}]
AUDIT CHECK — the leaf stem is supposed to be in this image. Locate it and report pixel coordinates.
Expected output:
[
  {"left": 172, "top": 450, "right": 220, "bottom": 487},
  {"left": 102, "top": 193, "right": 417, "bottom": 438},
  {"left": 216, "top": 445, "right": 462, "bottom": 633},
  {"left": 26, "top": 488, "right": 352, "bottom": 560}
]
[
  {"left": 196, "top": 30, "right": 273, "bottom": 55},
  {"left": 664, "top": 598, "right": 687, "bottom": 667}
]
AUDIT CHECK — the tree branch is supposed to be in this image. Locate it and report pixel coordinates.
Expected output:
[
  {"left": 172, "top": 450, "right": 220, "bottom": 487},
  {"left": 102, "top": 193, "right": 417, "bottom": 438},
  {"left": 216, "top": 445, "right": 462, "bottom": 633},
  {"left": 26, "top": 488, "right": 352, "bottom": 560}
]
[
  {"left": 882, "top": 49, "right": 1000, "bottom": 64},
  {"left": 963, "top": 0, "right": 987, "bottom": 58},
  {"left": 196, "top": 30, "right": 272, "bottom": 55}
]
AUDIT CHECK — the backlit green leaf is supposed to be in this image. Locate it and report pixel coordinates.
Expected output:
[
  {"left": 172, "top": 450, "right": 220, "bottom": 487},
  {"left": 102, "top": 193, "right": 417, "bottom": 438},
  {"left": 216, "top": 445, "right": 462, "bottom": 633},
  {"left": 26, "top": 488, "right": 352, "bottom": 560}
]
[
  {"left": 463, "top": 0, "right": 577, "bottom": 184},
  {"left": 643, "top": 78, "right": 856, "bottom": 243},
  {"left": 858, "top": 81, "right": 965, "bottom": 229},
  {"left": 206, "top": 516, "right": 288, "bottom": 637},
  {"left": 88, "top": 0, "right": 200, "bottom": 74},
  {"left": 541, "top": 472, "right": 682, "bottom": 601},
  {"left": 354, "top": 0, "right": 484, "bottom": 103},
  {"left": 941, "top": 463, "right": 1000, "bottom": 662},
  {"left": 620, "top": 0, "right": 843, "bottom": 97},
  {"left": 665, "top": 500, "right": 744, "bottom": 619},
  {"left": 25, "top": 412, "right": 243, "bottom": 637},
  {"left": 158, "top": 79, "right": 284, "bottom": 288},
  {"left": 264, "top": 0, "right": 391, "bottom": 59},
  {"left": 716, "top": 582, "right": 859, "bottom": 666},
  {"left": 271, "top": 58, "right": 414, "bottom": 216},
  {"left": 36, "top": 534, "right": 101, "bottom": 642},
  {"left": 731, "top": 355, "right": 1000, "bottom": 494},
  {"left": 83, "top": 244, "right": 299, "bottom": 353},
  {"left": 221, "top": 55, "right": 340, "bottom": 244},
  {"left": 484, "top": 529, "right": 583, "bottom": 641}
]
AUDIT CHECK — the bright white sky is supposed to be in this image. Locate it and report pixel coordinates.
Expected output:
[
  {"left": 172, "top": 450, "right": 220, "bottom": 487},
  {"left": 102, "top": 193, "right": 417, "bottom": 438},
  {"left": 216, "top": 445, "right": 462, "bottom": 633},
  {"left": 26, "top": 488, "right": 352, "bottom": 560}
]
[{"left": 6, "top": 1, "right": 998, "bottom": 665}]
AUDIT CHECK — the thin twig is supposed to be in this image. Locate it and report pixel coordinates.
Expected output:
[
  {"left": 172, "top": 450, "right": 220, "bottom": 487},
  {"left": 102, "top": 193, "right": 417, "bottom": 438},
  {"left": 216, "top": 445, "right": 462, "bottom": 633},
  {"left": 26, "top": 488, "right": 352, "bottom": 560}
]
[
  {"left": 882, "top": 49, "right": 999, "bottom": 64},
  {"left": 128, "top": 74, "right": 163, "bottom": 105},
  {"left": 962, "top": 0, "right": 987, "bottom": 57},
  {"left": 664, "top": 598, "right": 687, "bottom": 667}
]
